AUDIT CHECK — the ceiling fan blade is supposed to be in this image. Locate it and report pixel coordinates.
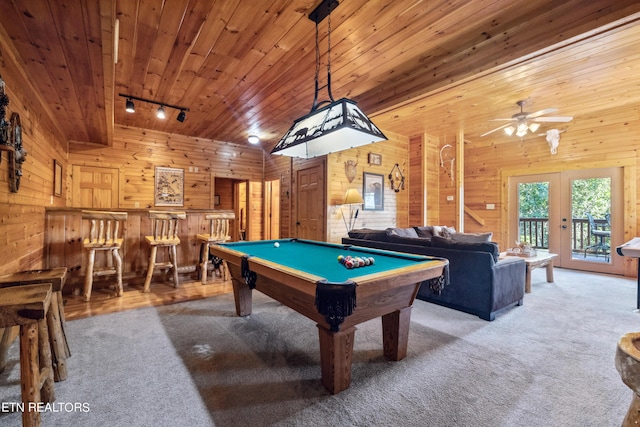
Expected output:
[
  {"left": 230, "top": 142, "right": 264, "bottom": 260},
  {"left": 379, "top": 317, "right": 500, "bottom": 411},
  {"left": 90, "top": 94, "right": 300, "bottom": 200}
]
[
  {"left": 489, "top": 118, "right": 516, "bottom": 122},
  {"left": 526, "top": 108, "right": 558, "bottom": 119},
  {"left": 532, "top": 116, "right": 573, "bottom": 122},
  {"left": 480, "top": 122, "right": 512, "bottom": 137}
]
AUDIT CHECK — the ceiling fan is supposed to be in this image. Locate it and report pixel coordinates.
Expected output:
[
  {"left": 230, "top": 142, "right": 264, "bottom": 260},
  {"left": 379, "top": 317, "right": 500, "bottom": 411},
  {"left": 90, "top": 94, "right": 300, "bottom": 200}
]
[{"left": 480, "top": 100, "right": 573, "bottom": 137}]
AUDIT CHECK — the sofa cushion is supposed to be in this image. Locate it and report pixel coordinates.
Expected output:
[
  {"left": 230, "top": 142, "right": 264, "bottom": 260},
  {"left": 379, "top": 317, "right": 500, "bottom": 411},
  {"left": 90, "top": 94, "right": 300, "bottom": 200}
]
[
  {"left": 387, "top": 234, "right": 432, "bottom": 246},
  {"left": 431, "top": 235, "right": 500, "bottom": 262},
  {"left": 386, "top": 227, "right": 419, "bottom": 238},
  {"left": 449, "top": 232, "right": 493, "bottom": 243},
  {"left": 347, "top": 228, "right": 389, "bottom": 242},
  {"left": 414, "top": 226, "right": 435, "bottom": 238}
]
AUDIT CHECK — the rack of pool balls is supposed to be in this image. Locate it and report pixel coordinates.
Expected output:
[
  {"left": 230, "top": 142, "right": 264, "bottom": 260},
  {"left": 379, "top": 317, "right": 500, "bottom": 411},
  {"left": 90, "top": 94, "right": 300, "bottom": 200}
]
[{"left": 337, "top": 254, "right": 375, "bottom": 269}]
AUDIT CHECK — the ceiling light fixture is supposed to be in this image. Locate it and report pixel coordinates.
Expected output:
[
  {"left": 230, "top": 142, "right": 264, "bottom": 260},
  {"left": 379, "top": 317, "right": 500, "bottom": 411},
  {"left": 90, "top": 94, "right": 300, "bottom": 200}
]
[
  {"left": 271, "top": 0, "right": 387, "bottom": 159},
  {"left": 248, "top": 135, "right": 260, "bottom": 145},
  {"left": 118, "top": 93, "right": 188, "bottom": 122},
  {"left": 156, "top": 106, "right": 166, "bottom": 119},
  {"left": 125, "top": 98, "right": 135, "bottom": 113}
]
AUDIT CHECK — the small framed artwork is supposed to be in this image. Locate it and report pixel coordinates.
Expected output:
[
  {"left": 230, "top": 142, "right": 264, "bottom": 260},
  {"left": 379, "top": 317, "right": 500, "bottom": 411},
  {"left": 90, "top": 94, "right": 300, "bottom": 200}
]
[
  {"left": 53, "top": 160, "right": 62, "bottom": 197},
  {"left": 154, "top": 166, "right": 184, "bottom": 206},
  {"left": 214, "top": 195, "right": 220, "bottom": 206},
  {"left": 368, "top": 152, "right": 382, "bottom": 166},
  {"left": 363, "top": 172, "right": 384, "bottom": 210}
]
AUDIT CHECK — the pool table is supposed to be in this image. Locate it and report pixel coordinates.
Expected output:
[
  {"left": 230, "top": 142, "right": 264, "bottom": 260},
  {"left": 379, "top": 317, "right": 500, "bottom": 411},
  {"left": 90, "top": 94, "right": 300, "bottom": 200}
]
[{"left": 208, "top": 238, "right": 448, "bottom": 394}]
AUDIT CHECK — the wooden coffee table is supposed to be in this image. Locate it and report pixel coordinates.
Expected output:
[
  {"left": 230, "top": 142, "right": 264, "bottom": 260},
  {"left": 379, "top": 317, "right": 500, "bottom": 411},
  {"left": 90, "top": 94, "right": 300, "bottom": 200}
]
[{"left": 500, "top": 252, "right": 558, "bottom": 293}]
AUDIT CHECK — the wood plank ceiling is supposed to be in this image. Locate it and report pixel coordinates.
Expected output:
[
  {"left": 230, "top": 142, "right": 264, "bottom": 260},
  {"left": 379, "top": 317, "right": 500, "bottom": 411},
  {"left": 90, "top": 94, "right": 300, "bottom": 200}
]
[{"left": 0, "top": 0, "right": 639, "bottom": 152}]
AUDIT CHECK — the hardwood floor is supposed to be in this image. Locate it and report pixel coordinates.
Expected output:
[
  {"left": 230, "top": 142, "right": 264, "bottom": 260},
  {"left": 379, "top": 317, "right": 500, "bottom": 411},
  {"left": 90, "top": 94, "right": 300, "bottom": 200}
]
[{"left": 63, "top": 275, "right": 233, "bottom": 321}]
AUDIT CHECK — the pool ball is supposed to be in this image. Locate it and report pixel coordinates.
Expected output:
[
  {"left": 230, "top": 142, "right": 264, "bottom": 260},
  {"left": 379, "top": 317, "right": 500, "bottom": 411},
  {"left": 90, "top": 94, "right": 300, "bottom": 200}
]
[
  {"left": 337, "top": 255, "right": 344, "bottom": 263},
  {"left": 274, "top": 242, "right": 280, "bottom": 248}
]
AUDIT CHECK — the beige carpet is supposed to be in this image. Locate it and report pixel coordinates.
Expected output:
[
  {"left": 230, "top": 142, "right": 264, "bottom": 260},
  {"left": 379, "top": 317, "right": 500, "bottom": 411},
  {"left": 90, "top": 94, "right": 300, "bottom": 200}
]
[{"left": 0, "top": 267, "right": 638, "bottom": 426}]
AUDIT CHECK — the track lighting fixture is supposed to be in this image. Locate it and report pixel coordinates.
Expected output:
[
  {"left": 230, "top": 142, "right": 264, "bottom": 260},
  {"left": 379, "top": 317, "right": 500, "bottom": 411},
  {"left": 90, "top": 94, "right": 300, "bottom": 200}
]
[
  {"left": 118, "top": 93, "right": 188, "bottom": 122},
  {"left": 156, "top": 105, "right": 166, "bottom": 119},
  {"left": 125, "top": 98, "right": 135, "bottom": 113}
]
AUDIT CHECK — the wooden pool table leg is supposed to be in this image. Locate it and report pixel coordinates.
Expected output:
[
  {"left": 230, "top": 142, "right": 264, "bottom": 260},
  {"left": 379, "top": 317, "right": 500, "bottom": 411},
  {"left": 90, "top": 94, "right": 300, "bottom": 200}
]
[
  {"left": 317, "top": 325, "right": 356, "bottom": 395},
  {"left": 382, "top": 307, "right": 411, "bottom": 361},
  {"left": 231, "top": 277, "right": 252, "bottom": 316}
]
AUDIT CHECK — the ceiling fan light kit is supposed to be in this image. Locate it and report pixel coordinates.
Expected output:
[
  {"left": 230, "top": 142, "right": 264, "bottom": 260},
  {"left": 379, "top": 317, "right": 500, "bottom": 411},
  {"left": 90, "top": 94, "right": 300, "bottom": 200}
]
[{"left": 481, "top": 100, "right": 572, "bottom": 138}]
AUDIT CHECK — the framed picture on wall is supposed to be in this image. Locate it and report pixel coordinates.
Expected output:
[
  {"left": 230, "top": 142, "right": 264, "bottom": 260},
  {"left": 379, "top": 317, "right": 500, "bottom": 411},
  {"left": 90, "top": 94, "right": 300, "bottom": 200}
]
[
  {"left": 363, "top": 172, "right": 384, "bottom": 210},
  {"left": 154, "top": 166, "right": 184, "bottom": 206},
  {"left": 53, "top": 160, "right": 62, "bottom": 197}
]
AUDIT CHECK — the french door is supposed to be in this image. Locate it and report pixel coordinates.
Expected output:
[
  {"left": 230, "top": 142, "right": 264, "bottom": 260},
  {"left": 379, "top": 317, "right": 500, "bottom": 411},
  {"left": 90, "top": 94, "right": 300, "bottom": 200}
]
[{"left": 508, "top": 167, "right": 624, "bottom": 275}]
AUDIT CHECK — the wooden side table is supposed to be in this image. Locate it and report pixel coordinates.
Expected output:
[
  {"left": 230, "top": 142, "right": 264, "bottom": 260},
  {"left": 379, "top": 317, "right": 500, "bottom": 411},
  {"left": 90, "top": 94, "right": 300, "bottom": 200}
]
[
  {"left": 0, "top": 267, "right": 69, "bottom": 381},
  {"left": 500, "top": 252, "right": 558, "bottom": 293}
]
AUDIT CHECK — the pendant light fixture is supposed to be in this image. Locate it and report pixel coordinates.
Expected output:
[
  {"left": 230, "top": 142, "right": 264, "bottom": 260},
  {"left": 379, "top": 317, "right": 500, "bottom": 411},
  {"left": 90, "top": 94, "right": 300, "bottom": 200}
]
[{"left": 271, "top": 0, "right": 387, "bottom": 159}]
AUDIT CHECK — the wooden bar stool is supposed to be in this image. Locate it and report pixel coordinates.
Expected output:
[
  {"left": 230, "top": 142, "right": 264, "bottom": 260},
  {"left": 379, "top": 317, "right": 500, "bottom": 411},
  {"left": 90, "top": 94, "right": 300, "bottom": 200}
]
[
  {"left": 0, "top": 267, "right": 69, "bottom": 382},
  {"left": 0, "top": 284, "right": 55, "bottom": 427},
  {"left": 81, "top": 210, "right": 128, "bottom": 301},
  {"left": 197, "top": 211, "right": 235, "bottom": 284},
  {"left": 143, "top": 210, "right": 186, "bottom": 292}
]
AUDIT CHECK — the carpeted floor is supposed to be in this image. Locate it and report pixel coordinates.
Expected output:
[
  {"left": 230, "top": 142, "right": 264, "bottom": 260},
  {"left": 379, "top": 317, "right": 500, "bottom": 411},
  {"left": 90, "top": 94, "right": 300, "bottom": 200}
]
[{"left": 1, "top": 267, "right": 639, "bottom": 426}]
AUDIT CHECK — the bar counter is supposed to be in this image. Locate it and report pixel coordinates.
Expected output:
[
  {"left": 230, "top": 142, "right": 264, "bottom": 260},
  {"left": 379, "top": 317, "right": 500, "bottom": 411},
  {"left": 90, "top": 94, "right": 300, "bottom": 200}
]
[{"left": 45, "top": 208, "right": 236, "bottom": 294}]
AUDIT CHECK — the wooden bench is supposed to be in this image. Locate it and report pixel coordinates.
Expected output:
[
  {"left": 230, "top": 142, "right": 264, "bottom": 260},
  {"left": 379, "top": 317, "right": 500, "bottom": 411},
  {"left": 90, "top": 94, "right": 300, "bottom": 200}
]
[{"left": 0, "top": 284, "right": 55, "bottom": 427}]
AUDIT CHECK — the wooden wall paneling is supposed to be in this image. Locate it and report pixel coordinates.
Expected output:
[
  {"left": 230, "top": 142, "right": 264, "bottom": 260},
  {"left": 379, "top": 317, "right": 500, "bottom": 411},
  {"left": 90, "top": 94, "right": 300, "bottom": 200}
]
[
  {"left": 408, "top": 135, "right": 424, "bottom": 226},
  {"left": 324, "top": 134, "right": 409, "bottom": 243},
  {"left": 264, "top": 155, "right": 292, "bottom": 238},
  {"left": 425, "top": 135, "right": 440, "bottom": 226},
  {"left": 248, "top": 181, "right": 263, "bottom": 241}
]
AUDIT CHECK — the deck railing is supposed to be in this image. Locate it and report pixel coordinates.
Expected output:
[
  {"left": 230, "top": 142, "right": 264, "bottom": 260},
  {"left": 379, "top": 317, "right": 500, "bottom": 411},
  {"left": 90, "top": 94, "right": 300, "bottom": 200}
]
[{"left": 519, "top": 217, "right": 610, "bottom": 252}]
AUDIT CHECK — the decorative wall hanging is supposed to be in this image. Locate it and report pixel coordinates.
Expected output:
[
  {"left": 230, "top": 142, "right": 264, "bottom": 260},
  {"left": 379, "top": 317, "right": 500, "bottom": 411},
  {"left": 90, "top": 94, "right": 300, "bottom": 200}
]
[
  {"left": 9, "top": 112, "right": 26, "bottom": 192},
  {"left": 388, "top": 163, "right": 405, "bottom": 192},
  {"left": 54, "top": 160, "right": 63, "bottom": 197},
  {"left": 0, "top": 75, "right": 9, "bottom": 165},
  {"left": 439, "top": 144, "right": 455, "bottom": 182},
  {"left": 344, "top": 159, "right": 357, "bottom": 183},
  {"left": 363, "top": 172, "right": 384, "bottom": 210},
  {"left": 154, "top": 167, "right": 184, "bottom": 206},
  {"left": 368, "top": 152, "right": 382, "bottom": 165},
  {"left": 545, "top": 129, "right": 561, "bottom": 154}
]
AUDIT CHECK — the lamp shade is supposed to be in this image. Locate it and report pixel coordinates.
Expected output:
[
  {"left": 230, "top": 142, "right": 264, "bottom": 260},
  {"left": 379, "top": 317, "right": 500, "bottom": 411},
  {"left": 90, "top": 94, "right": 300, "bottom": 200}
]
[
  {"left": 271, "top": 98, "right": 387, "bottom": 159},
  {"left": 344, "top": 188, "right": 364, "bottom": 205}
]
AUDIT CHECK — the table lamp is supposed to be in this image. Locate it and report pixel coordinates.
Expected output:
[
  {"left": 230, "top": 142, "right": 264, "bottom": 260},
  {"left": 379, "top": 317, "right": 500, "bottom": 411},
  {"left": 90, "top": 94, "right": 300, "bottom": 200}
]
[{"left": 342, "top": 188, "right": 364, "bottom": 232}]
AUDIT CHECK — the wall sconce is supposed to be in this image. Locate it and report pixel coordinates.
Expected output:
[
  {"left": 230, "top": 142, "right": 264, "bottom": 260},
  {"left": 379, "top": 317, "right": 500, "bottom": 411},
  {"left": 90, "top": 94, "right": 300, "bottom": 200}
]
[{"left": 119, "top": 93, "right": 189, "bottom": 122}]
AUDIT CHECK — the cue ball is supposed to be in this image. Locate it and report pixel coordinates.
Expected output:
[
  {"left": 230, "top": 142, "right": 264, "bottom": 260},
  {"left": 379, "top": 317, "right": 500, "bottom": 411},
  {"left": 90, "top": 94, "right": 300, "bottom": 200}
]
[{"left": 274, "top": 242, "right": 280, "bottom": 248}]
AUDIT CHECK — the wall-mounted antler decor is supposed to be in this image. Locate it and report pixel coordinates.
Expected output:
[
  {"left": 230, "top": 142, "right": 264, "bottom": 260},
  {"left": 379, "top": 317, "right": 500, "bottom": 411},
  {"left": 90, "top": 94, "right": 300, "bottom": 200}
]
[{"left": 388, "top": 163, "right": 405, "bottom": 192}]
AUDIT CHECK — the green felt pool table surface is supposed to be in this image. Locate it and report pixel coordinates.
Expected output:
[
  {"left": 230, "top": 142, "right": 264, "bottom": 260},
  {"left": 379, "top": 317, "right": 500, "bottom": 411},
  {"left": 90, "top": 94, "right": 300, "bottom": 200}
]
[{"left": 216, "top": 238, "right": 441, "bottom": 283}]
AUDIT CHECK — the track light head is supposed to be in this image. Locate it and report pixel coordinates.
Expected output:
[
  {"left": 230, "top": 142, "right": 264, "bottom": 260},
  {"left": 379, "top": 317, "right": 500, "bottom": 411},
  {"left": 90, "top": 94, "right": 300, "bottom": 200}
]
[
  {"left": 125, "top": 98, "right": 135, "bottom": 113},
  {"left": 177, "top": 110, "right": 186, "bottom": 122},
  {"left": 156, "top": 105, "right": 166, "bottom": 119}
]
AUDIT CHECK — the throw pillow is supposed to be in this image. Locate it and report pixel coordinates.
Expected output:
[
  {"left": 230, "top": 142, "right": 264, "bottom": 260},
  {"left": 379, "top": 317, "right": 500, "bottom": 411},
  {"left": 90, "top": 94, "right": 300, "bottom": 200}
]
[
  {"left": 387, "top": 234, "right": 432, "bottom": 247},
  {"left": 386, "top": 227, "right": 419, "bottom": 238},
  {"left": 431, "top": 235, "right": 500, "bottom": 262},
  {"left": 449, "top": 232, "right": 493, "bottom": 243},
  {"left": 432, "top": 225, "right": 457, "bottom": 238}
]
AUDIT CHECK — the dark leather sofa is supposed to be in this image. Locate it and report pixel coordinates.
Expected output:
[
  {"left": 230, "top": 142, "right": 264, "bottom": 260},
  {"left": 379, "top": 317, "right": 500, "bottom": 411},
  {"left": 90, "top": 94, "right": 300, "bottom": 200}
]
[{"left": 342, "top": 227, "right": 526, "bottom": 321}]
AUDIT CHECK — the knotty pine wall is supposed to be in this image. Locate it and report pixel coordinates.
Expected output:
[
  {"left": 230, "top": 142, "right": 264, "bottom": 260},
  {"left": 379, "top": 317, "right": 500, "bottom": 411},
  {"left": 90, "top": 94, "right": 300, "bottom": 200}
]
[
  {"left": 0, "top": 41, "right": 68, "bottom": 276},
  {"left": 68, "top": 125, "right": 264, "bottom": 209},
  {"left": 326, "top": 131, "right": 410, "bottom": 243},
  {"left": 417, "top": 103, "right": 639, "bottom": 275}
]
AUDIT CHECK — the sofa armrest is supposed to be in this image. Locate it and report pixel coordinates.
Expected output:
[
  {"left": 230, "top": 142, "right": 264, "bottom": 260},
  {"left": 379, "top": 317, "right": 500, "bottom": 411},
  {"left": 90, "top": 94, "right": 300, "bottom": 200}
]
[{"left": 490, "top": 257, "right": 526, "bottom": 311}]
